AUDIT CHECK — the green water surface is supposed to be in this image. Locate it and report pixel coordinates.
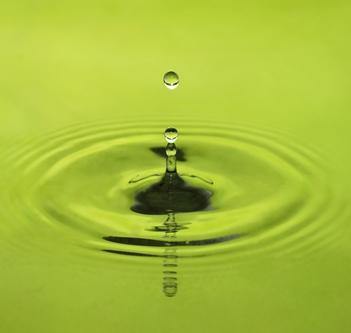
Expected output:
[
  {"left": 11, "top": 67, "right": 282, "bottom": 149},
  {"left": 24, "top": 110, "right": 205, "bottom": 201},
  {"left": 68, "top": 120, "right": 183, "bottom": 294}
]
[{"left": 1, "top": 1, "right": 351, "bottom": 333}]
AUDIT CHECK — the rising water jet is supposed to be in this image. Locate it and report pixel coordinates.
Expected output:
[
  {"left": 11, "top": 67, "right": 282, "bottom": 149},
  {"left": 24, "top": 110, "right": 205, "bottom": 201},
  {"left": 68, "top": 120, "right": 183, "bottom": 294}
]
[{"left": 130, "top": 127, "right": 213, "bottom": 215}]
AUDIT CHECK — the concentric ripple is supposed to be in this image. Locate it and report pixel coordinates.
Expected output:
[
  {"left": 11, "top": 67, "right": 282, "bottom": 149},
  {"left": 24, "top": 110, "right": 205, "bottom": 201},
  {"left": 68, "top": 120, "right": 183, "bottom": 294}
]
[{"left": 0, "top": 121, "right": 348, "bottom": 262}]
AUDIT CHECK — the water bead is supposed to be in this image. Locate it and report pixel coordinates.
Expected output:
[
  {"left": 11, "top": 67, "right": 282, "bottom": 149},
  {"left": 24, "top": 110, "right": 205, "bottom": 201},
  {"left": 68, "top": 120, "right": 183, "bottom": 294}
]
[
  {"left": 163, "top": 71, "right": 179, "bottom": 90},
  {"left": 166, "top": 144, "right": 177, "bottom": 157},
  {"left": 164, "top": 127, "right": 178, "bottom": 143}
]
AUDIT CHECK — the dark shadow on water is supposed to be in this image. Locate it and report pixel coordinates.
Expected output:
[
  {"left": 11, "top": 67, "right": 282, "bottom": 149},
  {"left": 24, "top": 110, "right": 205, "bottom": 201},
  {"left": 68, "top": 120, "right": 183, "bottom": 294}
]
[
  {"left": 103, "top": 234, "right": 241, "bottom": 247},
  {"left": 131, "top": 172, "right": 212, "bottom": 215},
  {"left": 102, "top": 249, "right": 160, "bottom": 257}
]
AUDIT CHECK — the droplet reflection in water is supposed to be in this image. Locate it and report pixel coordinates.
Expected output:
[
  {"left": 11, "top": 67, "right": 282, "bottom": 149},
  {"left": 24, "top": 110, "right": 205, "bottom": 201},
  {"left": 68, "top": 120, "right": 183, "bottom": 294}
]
[{"left": 163, "top": 71, "right": 179, "bottom": 90}]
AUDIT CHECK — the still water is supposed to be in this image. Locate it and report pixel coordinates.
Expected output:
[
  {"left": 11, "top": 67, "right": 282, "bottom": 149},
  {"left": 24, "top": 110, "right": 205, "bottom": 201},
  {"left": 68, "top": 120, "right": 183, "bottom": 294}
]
[{"left": 1, "top": 1, "right": 351, "bottom": 333}]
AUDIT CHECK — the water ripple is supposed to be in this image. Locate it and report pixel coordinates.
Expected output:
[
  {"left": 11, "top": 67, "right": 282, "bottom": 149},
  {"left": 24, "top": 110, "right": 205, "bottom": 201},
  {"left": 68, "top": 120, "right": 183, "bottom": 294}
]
[{"left": 0, "top": 120, "right": 347, "bottom": 266}]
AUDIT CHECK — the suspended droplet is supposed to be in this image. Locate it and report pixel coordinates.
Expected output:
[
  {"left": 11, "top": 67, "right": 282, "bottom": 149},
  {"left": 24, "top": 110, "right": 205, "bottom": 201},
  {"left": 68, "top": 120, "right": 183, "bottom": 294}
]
[
  {"left": 166, "top": 144, "right": 177, "bottom": 157},
  {"left": 164, "top": 127, "right": 178, "bottom": 143},
  {"left": 163, "top": 71, "right": 179, "bottom": 90}
]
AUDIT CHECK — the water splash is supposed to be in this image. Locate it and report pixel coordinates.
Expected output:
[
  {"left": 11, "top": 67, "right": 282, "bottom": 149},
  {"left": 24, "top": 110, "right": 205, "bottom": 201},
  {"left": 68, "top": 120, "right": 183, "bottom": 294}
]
[
  {"left": 0, "top": 120, "right": 348, "bottom": 299},
  {"left": 130, "top": 127, "right": 213, "bottom": 214}
]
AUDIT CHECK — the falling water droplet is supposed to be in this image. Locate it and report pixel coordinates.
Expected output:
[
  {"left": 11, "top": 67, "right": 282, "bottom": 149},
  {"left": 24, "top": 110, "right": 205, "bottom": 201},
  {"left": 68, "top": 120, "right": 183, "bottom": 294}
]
[
  {"left": 164, "top": 127, "right": 178, "bottom": 143},
  {"left": 163, "top": 71, "right": 179, "bottom": 90}
]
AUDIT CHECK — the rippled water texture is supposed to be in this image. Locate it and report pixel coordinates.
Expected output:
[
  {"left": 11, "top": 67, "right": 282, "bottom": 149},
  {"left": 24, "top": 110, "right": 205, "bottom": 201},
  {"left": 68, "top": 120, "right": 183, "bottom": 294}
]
[
  {"left": 2, "top": 1, "right": 351, "bottom": 331},
  {"left": 0, "top": 121, "right": 347, "bottom": 267}
]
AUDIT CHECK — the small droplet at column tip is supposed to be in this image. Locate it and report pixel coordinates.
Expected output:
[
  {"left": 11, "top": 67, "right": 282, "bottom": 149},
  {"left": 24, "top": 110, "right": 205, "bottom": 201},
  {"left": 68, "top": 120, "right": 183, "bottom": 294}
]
[{"left": 164, "top": 127, "right": 178, "bottom": 143}]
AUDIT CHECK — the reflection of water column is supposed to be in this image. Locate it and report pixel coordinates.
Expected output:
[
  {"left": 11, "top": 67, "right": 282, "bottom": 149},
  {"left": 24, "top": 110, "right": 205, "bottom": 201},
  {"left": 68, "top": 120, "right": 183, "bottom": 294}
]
[{"left": 162, "top": 213, "right": 178, "bottom": 297}]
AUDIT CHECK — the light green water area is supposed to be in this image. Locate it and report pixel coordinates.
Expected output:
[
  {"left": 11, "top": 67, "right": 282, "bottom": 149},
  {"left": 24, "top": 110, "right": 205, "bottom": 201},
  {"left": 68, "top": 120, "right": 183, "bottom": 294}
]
[{"left": 1, "top": 1, "right": 351, "bottom": 332}]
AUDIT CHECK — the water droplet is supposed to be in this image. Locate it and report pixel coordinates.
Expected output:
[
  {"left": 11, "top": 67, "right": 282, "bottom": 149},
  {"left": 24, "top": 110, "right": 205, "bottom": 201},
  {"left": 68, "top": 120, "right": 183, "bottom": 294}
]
[
  {"left": 166, "top": 144, "right": 177, "bottom": 157},
  {"left": 164, "top": 127, "right": 178, "bottom": 143},
  {"left": 163, "top": 71, "right": 179, "bottom": 90}
]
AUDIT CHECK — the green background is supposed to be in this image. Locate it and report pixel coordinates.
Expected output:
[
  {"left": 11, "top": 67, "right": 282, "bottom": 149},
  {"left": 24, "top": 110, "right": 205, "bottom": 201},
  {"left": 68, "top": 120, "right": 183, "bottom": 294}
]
[{"left": 1, "top": 1, "right": 351, "bottom": 332}]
